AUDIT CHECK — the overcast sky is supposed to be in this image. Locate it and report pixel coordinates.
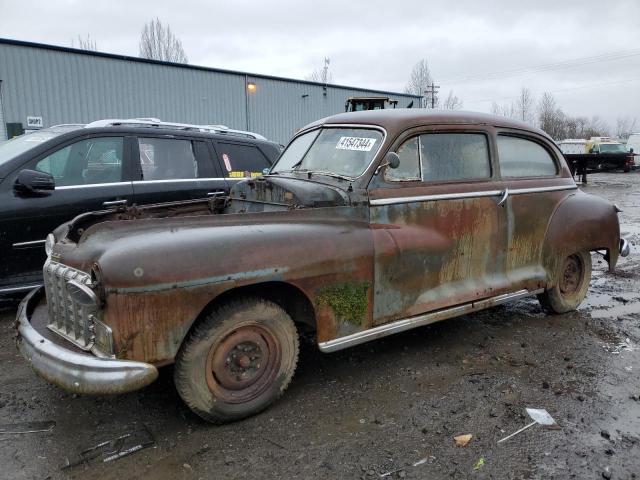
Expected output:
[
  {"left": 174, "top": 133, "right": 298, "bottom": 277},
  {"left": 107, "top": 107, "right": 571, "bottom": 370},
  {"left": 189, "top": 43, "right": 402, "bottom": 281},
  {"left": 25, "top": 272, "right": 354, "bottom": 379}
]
[{"left": 1, "top": 0, "right": 639, "bottom": 129}]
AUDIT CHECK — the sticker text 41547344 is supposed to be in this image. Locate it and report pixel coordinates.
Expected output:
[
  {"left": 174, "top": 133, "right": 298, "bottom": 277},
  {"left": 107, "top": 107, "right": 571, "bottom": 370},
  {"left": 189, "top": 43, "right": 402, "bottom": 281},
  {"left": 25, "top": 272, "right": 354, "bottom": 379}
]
[{"left": 336, "top": 137, "right": 377, "bottom": 152}]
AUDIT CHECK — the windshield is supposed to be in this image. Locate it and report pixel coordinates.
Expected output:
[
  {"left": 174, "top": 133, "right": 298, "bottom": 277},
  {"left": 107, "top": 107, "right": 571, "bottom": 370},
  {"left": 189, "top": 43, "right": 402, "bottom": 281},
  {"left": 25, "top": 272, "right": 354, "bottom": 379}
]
[
  {"left": 599, "top": 143, "right": 627, "bottom": 153},
  {"left": 272, "top": 127, "right": 384, "bottom": 178},
  {"left": 0, "top": 126, "right": 81, "bottom": 167}
]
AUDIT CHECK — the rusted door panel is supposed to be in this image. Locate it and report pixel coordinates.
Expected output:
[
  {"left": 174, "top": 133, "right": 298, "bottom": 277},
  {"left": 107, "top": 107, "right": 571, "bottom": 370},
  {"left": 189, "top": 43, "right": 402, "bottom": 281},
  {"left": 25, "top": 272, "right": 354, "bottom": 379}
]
[
  {"left": 502, "top": 189, "right": 571, "bottom": 288},
  {"left": 369, "top": 194, "right": 506, "bottom": 325}
]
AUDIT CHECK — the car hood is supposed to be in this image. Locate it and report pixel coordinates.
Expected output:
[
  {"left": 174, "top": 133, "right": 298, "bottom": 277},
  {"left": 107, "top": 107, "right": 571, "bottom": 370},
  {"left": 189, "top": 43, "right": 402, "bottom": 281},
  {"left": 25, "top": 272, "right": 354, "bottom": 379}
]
[{"left": 226, "top": 175, "right": 350, "bottom": 212}]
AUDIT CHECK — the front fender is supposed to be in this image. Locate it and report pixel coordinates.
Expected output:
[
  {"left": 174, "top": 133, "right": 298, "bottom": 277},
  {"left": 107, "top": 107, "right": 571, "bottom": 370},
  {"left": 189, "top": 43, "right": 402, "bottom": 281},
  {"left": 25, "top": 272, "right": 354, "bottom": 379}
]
[
  {"left": 541, "top": 191, "right": 620, "bottom": 282},
  {"left": 93, "top": 207, "right": 375, "bottom": 363}
]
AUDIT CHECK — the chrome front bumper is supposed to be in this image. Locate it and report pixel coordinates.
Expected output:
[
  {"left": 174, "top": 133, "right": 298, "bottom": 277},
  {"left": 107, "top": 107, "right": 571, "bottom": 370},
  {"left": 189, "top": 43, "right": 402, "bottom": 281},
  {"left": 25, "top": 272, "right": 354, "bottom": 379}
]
[
  {"left": 16, "top": 287, "right": 158, "bottom": 395},
  {"left": 620, "top": 238, "right": 630, "bottom": 257}
]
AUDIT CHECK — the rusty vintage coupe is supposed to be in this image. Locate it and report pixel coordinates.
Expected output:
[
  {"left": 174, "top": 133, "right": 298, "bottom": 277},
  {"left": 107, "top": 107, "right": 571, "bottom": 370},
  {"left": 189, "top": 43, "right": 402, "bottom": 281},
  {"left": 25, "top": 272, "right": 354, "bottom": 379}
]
[{"left": 17, "top": 110, "right": 630, "bottom": 423}]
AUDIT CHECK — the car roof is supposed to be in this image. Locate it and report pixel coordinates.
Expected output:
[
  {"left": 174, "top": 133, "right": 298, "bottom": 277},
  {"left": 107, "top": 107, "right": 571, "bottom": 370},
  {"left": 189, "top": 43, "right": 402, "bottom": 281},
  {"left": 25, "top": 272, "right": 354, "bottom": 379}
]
[{"left": 302, "top": 109, "right": 550, "bottom": 138}]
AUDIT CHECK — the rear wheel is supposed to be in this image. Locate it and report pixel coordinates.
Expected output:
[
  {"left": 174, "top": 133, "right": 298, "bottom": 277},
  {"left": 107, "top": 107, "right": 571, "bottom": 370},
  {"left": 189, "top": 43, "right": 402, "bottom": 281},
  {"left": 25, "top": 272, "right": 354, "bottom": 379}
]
[
  {"left": 538, "top": 250, "right": 592, "bottom": 314},
  {"left": 174, "top": 298, "right": 299, "bottom": 423}
]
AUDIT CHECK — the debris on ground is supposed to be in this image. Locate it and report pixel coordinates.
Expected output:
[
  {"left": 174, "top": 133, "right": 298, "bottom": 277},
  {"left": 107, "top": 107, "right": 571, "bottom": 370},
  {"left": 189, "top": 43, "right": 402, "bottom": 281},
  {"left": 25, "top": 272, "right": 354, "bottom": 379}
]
[
  {"left": 474, "top": 457, "right": 485, "bottom": 470},
  {"left": 0, "top": 421, "right": 55, "bottom": 434},
  {"left": 61, "top": 425, "right": 155, "bottom": 469},
  {"left": 454, "top": 434, "right": 473, "bottom": 447},
  {"left": 498, "top": 408, "right": 558, "bottom": 444}
]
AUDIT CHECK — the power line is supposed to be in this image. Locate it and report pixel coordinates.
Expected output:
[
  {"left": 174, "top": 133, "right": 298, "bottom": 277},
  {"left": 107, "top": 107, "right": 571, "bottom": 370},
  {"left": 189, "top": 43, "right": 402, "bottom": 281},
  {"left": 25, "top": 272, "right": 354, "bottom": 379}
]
[
  {"left": 441, "top": 49, "right": 640, "bottom": 84},
  {"left": 464, "top": 76, "right": 640, "bottom": 105}
]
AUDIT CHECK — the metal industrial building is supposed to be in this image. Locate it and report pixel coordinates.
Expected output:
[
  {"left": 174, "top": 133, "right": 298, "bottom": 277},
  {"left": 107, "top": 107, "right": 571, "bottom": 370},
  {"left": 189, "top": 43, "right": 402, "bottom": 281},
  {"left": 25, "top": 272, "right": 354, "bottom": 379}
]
[{"left": 0, "top": 38, "right": 420, "bottom": 144}]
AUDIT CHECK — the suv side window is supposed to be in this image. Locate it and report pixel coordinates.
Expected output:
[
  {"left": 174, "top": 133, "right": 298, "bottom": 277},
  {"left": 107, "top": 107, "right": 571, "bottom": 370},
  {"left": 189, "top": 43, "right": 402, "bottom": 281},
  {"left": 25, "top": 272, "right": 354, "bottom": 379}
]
[
  {"left": 386, "top": 137, "right": 421, "bottom": 181},
  {"left": 216, "top": 142, "right": 271, "bottom": 178},
  {"left": 138, "top": 137, "right": 197, "bottom": 180},
  {"left": 497, "top": 135, "right": 557, "bottom": 177},
  {"left": 420, "top": 133, "right": 490, "bottom": 182},
  {"left": 35, "top": 136, "right": 124, "bottom": 186}
]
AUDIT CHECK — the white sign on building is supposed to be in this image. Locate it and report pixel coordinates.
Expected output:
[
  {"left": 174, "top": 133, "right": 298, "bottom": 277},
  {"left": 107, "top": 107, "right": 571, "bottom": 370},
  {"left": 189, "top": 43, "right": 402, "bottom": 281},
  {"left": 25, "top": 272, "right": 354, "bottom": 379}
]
[{"left": 26, "top": 116, "right": 43, "bottom": 128}]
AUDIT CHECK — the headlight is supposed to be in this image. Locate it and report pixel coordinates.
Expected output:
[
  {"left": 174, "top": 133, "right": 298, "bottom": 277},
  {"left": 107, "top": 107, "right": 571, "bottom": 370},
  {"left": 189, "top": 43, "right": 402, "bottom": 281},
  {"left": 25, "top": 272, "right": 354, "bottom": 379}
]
[{"left": 44, "top": 233, "right": 55, "bottom": 256}]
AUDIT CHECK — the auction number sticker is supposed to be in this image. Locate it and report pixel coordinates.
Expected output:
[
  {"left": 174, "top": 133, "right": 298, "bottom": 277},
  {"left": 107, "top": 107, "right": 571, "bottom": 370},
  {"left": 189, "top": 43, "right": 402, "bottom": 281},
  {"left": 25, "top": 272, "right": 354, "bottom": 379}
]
[{"left": 336, "top": 136, "right": 377, "bottom": 151}]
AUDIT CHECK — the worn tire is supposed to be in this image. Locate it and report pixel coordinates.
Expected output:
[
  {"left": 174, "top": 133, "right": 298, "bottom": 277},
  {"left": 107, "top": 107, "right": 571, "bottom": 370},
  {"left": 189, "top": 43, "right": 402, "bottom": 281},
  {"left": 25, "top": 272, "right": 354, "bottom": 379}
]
[
  {"left": 538, "top": 250, "right": 592, "bottom": 314},
  {"left": 174, "top": 297, "right": 299, "bottom": 424}
]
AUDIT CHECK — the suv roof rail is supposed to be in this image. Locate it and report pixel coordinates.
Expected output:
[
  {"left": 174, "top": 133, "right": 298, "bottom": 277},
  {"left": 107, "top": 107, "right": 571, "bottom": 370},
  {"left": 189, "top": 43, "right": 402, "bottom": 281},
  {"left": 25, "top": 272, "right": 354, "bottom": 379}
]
[{"left": 84, "top": 118, "right": 267, "bottom": 140}]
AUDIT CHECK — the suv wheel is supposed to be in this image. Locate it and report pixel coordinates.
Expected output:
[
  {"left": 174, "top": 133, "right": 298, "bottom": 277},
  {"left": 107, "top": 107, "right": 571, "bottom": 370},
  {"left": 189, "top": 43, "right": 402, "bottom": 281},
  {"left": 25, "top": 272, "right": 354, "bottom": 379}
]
[
  {"left": 174, "top": 297, "right": 299, "bottom": 423},
  {"left": 538, "top": 250, "right": 592, "bottom": 314}
]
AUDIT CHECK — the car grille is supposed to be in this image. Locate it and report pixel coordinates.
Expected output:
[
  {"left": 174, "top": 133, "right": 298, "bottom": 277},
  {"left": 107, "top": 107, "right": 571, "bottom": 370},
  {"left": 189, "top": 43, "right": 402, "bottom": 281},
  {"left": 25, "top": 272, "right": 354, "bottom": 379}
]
[{"left": 43, "top": 260, "right": 97, "bottom": 350}]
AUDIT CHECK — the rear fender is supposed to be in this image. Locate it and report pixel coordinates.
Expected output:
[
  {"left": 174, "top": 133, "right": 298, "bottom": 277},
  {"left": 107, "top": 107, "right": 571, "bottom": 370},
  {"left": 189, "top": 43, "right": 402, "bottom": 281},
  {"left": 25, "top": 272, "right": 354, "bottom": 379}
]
[{"left": 541, "top": 191, "right": 620, "bottom": 283}]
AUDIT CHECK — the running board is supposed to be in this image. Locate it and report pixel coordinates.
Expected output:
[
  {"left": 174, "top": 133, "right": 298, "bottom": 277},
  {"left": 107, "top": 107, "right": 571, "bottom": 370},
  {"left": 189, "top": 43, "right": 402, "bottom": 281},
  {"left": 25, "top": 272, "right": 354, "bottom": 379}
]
[{"left": 318, "top": 289, "right": 544, "bottom": 353}]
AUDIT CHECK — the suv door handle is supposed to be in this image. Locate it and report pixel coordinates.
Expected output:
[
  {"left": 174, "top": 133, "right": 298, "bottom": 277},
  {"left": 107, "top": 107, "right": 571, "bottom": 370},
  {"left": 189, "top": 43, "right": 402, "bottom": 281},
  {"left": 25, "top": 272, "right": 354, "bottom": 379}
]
[
  {"left": 497, "top": 188, "right": 509, "bottom": 207},
  {"left": 207, "top": 191, "right": 226, "bottom": 197},
  {"left": 102, "top": 199, "right": 128, "bottom": 207}
]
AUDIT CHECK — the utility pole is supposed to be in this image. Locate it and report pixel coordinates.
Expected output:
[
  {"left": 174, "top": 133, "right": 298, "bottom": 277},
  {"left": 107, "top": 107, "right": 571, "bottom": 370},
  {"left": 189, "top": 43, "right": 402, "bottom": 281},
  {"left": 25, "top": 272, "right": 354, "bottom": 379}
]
[
  {"left": 322, "top": 57, "right": 330, "bottom": 84},
  {"left": 424, "top": 83, "right": 440, "bottom": 109}
]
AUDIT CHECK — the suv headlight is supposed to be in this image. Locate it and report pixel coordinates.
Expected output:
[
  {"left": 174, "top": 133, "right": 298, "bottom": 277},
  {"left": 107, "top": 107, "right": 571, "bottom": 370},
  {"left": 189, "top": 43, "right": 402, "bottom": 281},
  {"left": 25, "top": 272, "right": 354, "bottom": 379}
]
[{"left": 45, "top": 233, "right": 55, "bottom": 257}]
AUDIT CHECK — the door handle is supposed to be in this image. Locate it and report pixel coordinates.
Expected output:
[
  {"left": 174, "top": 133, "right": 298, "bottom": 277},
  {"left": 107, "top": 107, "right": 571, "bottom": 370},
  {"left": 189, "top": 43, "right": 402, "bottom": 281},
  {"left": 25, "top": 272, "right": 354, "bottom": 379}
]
[
  {"left": 497, "top": 188, "right": 509, "bottom": 207},
  {"left": 207, "top": 191, "right": 226, "bottom": 197},
  {"left": 102, "top": 199, "right": 128, "bottom": 207}
]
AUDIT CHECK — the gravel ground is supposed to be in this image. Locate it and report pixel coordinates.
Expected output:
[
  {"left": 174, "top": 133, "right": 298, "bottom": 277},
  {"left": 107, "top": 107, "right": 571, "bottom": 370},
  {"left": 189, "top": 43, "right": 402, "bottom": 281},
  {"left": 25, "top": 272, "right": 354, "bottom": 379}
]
[{"left": 1, "top": 172, "right": 639, "bottom": 480}]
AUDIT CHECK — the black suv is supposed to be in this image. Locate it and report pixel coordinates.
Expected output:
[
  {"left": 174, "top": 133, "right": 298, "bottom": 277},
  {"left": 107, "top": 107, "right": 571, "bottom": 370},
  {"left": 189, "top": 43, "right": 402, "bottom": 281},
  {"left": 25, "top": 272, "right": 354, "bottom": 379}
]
[{"left": 0, "top": 119, "right": 282, "bottom": 295}]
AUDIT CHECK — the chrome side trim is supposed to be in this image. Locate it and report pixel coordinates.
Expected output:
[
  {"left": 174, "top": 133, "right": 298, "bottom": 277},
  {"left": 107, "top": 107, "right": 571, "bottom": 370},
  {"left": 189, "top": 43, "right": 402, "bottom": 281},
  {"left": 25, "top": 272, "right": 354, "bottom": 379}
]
[
  {"left": 16, "top": 287, "right": 158, "bottom": 395},
  {"left": 370, "top": 189, "right": 501, "bottom": 206},
  {"left": 0, "top": 284, "right": 43, "bottom": 294},
  {"left": 132, "top": 178, "right": 228, "bottom": 184},
  {"left": 510, "top": 184, "right": 577, "bottom": 195},
  {"left": 12, "top": 239, "right": 46, "bottom": 248},
  {"left": 56, "top": 181, "right": 131, "bottom": 190},
  {"left": 318, "top": 289, "right": 544, "bottom": 353},
  {"left": 369, "top": 184, "right": 577, "bottom": 206}
]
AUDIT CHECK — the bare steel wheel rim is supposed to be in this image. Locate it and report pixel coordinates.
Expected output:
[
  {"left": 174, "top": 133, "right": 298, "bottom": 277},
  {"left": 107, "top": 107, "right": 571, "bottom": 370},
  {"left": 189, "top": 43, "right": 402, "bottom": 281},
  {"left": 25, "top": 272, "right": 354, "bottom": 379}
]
[
  {"left": 206, "top": 325, "right": 282, "bottom": 404},
  {"left": 559, "top": 254, "right": 583, "bottom": 297}
]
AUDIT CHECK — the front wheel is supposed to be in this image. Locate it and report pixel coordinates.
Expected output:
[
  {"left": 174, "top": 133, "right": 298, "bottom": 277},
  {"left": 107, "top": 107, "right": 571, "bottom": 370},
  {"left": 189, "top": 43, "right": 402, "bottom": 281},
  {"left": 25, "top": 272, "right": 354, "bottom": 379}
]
[
  {"left": 174, "top": 298, "right": 299, "bottom": 423},
  {"left": 538, "top": 250, "right": 592, "bottom": 314}
]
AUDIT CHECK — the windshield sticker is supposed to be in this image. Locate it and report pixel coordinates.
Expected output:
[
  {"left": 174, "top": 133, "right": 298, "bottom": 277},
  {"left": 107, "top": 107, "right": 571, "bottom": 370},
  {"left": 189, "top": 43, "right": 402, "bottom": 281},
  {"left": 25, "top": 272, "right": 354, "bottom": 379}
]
[
  {"left": 336, "top": 137, "right": 377, "bottom": 152},
  {"left": 222, "top": 153, "right": 232, "bottom": 171}
]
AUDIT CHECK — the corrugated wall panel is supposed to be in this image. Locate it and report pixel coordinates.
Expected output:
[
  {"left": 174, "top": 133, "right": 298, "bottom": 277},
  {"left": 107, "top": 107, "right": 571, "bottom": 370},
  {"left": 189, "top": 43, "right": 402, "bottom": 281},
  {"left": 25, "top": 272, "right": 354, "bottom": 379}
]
[{"left": 0, "top": 42, "right": 421, "bottom": 144}]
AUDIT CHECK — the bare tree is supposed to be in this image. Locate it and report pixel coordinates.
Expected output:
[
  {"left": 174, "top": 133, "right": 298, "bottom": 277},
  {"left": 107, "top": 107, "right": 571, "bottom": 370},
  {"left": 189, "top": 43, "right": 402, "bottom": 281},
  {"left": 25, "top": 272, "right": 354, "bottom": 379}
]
[
  {"left": 139, "top": 18, "right": 188, "bottom": 63},
  {"left": 305, "top": 57, "right": 333, "bottom": 84},
  {"left": 537, "top": 92, "right": 566, "bottom": 140},
  {"left": 515, "top": 87, "right": 535, "bottom": 123},
  {"left": 583, "top": 116, "right": 610, "bottom": 138},
  {"left": 491, "top": 101, "right": 515, "bottom": 118},
  {"left": 615, "top": 116, "right": 638, "bottom": 140},
  {"left": 441, "top": 90, "right": 463, "bottom": 110},
  {"left": 72, "top": 34, "right": 98, "bottom": 51},
  {"left": 405, "top": 59, "right": 435, "bottom": 107}
]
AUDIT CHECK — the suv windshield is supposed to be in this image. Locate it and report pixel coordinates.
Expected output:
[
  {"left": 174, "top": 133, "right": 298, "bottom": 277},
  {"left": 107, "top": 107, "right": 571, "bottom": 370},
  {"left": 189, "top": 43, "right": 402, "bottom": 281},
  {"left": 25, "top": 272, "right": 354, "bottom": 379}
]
[
  {"left": 599, "top": 143, "right": 627, "bottom": 153},
  {"left": 0, "top": 126, "right": 82, "bottom": 168},
  {"left": 272, "top": 127, "right": 384, "bottom": 178}
]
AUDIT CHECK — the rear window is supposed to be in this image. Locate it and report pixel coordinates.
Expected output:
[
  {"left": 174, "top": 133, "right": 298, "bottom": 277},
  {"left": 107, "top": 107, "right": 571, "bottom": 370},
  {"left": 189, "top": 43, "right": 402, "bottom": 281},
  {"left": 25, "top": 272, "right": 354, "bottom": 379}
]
[
  {"left": 138, "top": 138, "right": 197, "bottom": 180},
  {"left": 217, "top": 142, "right": 271, "bottom": 178},
  {"left": 498, "top": 136, "right": 557, "bottom": 177}
]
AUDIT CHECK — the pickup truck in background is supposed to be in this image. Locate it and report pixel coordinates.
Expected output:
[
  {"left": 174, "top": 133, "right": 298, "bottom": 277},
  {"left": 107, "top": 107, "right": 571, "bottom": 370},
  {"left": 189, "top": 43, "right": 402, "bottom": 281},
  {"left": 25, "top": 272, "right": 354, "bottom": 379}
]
[{"left": 563, "top": 138, "right": 635, "bottom": 176}]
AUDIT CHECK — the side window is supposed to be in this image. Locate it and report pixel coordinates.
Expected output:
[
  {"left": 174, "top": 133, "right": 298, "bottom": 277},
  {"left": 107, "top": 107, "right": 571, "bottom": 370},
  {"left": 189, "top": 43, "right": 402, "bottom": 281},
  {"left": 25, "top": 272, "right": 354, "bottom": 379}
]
[
  {"left": 420, "top": 133, "right": 490, "bottom": 182},
  {"left": 138, "top": 138, "right": 197, "bottom": 180},
  {"left": 386, "top": 137, "right": 421, "bottom": 181},
  {"left": 35, "top": 136, "right": 123, "bottom": 186},
  {"left": 497, "top": 136, "right": 557, "bottom": 177},
  {"left": 217, "top": 142, "right": 271, "bottom": 178}
]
